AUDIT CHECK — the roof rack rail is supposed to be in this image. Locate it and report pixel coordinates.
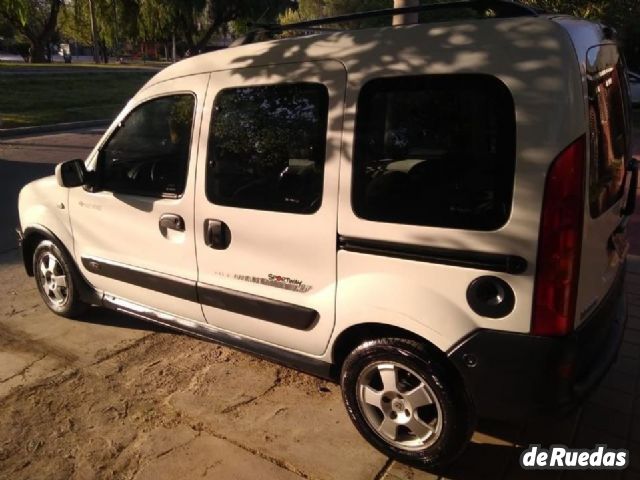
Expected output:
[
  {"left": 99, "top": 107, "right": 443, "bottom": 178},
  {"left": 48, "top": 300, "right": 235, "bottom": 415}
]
[{"left": 232, "top": 0, "right": 538, "bottom": 46}]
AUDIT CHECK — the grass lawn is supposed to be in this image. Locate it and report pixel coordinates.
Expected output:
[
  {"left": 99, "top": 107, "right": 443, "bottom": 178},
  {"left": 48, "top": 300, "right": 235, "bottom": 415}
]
[{"left": 0, "top": 69, "right": 155, "bottom": 128}]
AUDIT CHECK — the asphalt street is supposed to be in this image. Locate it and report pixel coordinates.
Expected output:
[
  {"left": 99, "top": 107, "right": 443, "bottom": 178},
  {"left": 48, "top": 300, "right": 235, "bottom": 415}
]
[{"left": 0, "top": 128, "right": 102, "bottom": 252}]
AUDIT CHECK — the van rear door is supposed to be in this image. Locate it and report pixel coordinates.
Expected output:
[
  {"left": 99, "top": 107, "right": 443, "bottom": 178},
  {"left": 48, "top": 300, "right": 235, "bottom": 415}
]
[{"left": 575, "top": 42, "right": 633, "bottom": 328}]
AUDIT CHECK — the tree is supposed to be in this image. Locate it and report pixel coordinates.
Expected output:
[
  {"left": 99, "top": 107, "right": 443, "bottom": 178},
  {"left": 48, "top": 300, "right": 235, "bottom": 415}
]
[
  {"left": 136, "top": 0, "right": 291, "bottom": 55},
  {"left": 279, "top": 0, "right": 392, "bottom": 27},
  {"left": 0, "top": 0, "right": 62, "bottom": 63},
  {"left": 60, "top": 0, "right": 139, "bottom": 62},
  {"left": 521, "top": 0, "right": 640, "bottom": 68}
]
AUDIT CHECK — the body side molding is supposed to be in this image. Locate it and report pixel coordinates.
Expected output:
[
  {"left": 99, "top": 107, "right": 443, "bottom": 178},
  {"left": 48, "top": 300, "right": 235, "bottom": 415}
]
[
  {"left": 102, "top": 294, "right": 333, "bottom": 380},
  {"left": 338, "top": 236, "right": 528, "bottom": 274},
  {"left": 81, "top": 256, "right": 319, "bottom": 330}
]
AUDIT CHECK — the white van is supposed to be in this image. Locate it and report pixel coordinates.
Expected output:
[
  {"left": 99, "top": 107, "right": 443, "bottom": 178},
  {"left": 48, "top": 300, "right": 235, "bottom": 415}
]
[{"left": 17, "top": 2, "right": 638, "bottom": 468}]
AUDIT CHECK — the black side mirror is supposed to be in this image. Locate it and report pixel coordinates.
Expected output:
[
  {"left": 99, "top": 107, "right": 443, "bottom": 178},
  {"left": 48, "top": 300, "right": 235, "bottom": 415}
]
[{"left": 55, "top": 159, "right": 87, "bottom": 188}]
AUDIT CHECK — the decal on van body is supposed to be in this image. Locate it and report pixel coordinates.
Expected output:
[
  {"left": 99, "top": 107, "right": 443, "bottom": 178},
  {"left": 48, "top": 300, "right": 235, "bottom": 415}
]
[{"left": 215, "top": 272, "right": 312, "bottom": 293}]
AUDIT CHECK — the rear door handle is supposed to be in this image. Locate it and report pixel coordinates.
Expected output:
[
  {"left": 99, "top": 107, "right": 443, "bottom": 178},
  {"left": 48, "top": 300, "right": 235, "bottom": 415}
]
[
  {"left": 204, "top": 219, "right": 231, "bottom": 249},
  {"left": 159, "top": 213, "right": 185, "bottom": 231}
]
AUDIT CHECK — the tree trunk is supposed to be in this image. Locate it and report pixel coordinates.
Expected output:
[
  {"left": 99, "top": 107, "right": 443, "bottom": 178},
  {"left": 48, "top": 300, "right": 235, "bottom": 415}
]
[
  {"left": 28, "top": 39, "right": 47, "bottom": 63},
  {"left": 14, "top": 0, "right": 63, "bottom": 63},
  {"left": 88, "top": 0, "right": 101, "bottom": 64},
  {"left": 393, "top": 0, "right": 419, "bottom": 25}
]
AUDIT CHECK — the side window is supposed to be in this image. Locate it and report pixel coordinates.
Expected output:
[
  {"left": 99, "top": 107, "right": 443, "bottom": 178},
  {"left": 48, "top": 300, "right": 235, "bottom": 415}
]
[
  {"left": 100, "top": 94, "right": 195, "bottom": 198},
  {"left": 587, "top": 45, "right": 629, "bottom": 217},
  {"left": 206, "top": 83, "right": 329, "bottom": 214},
  {"left": 352, "top": 75, "right": 516, "bottom": 231}
]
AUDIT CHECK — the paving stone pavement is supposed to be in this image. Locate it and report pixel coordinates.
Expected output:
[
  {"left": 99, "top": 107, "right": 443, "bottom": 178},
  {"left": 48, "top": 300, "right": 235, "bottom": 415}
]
[{"left": 0, "top": 128, "right": 639, "bottom": 479}]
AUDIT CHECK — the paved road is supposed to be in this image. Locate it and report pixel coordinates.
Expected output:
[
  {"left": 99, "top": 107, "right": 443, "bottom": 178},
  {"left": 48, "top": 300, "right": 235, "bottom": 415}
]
[
  {"left": 0, "top": 128, "right": 103, "bottom": 252},
  {"left": 0, "top": 65, "right": 163, "bottom": 75}
]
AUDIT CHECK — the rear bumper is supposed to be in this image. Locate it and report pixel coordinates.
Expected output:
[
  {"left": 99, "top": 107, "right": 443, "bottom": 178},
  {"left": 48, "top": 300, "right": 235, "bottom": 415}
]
[{"left": 448, "top": 266, "right": 627, "bottom": 419}]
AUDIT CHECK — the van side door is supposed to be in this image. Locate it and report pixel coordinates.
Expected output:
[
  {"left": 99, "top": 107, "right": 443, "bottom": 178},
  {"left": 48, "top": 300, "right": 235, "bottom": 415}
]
[
  {"left": 194, "top": 61, "right": 346, "bottom": 356},
  {"left": 70, "top": 74, "right": 209, "bottom": 322}
]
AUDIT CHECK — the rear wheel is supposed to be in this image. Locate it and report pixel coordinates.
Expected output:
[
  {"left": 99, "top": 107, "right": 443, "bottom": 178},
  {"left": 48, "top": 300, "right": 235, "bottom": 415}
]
[
  {"left": 340, "top": 337, "right": 474, "bottom": 469},
  {"left": 33, "top": 240, "right": 87, "bottom": 318}
]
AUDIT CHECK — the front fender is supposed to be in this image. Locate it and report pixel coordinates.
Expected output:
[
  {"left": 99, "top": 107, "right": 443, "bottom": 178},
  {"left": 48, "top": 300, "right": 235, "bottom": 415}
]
[{"left": 18, "top": 176, "right": 74, "bottom": 273}]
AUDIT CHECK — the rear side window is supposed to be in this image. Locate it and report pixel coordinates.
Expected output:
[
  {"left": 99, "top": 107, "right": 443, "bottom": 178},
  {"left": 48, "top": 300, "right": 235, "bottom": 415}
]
[
  {"left": 206, "top": 83, "right": 329, "bottom": 214},
  {"left": 352, "top": 75, "right": 516, "bottom": 231},
  {"left": 587, "top": 45, "right": 630, "bottom": 217}
]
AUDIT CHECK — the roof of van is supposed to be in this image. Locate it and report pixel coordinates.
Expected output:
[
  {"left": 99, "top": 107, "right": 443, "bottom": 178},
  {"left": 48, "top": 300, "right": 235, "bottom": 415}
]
[{"left": 143, "top": 15, "right": 607, "bottom": 90}]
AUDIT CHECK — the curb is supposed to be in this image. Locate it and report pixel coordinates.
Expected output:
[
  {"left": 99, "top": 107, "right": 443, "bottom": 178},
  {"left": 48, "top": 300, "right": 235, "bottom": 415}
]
[{"left": 0, "top": 119, "right": 110, "bottom": 139}]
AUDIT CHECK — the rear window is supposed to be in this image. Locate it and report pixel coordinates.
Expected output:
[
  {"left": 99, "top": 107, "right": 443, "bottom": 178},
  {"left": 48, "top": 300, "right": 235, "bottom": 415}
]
[
  {"left": 587, "top": 44, "right": 630, "bottom": 217},
  {"left": 352, "top": 75, "right": 516, "bottom": 231}
]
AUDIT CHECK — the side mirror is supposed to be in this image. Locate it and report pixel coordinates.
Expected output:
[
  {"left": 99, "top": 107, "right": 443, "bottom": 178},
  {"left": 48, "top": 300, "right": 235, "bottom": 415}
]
[{"left": 55, "top": 159, "right": 87, "bottom": 188}]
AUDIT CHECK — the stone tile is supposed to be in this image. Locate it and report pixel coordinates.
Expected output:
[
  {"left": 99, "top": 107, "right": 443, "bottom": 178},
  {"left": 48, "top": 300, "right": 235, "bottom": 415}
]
[
  {"left": 601, "top": 369, "right": 638, "bottom": 395},
  {"left": 578, "top": 402, "right": 631, "bottom": 439},
  {"left": 589, "top": 386, "right": 635, "bottom": 415},
  {"left": 0, "top": 347, "right": 64, "bottom": 398},
  {"left": 472, "top": 430, "right": 512, "bottom": 447},
  {"left": 500, "top": 454, "right": 563, "bottom": 480},
  {"left": 135, "top": 431, "right": 302, "bottom": 480},
  {"left": 383, "top": 462, "right": 438, "bottom": 480},
  {"left": 627, "top": 314, "right": 640, "bottom": 331},
  {"left": 611, "top": 357, "right": 640, "bottom": 377},
  {"left": 518, "top": 411, "right": 580, "bottom": 446},
  {"left": 625, "top": 275, "right": 640, "bottom": 289},
  {"left": 630, "top": 415, "right": 640, "bottom": 444},
  {"left": 622, "top": 468, "right": 640, "bottom": 480},
  {"left": 620, "top": 342, "right": 640, "bottom": 362},
  {"left": 476, "top": 418, "right": 521, "bottom": 446},
  {"left": 438, "top": 441, "right": 514, "bottom": 480},
  {"left": 625, "top": 442, "right": 640, "bottom": 473},
  {"left": 572, "top": 423, "right": 627, "bottom": 449},
  {"left": 563, "top": 469, "right": 622, "bottom": 480},
  {"left": 625, "top": 329, "right": 640, "bottom": 345},
  {"left": 627, "top": 294, "right": 640, "bottom": 307},
  {"left": 169, "top": 375, "right": 388, "bottom": 480}
]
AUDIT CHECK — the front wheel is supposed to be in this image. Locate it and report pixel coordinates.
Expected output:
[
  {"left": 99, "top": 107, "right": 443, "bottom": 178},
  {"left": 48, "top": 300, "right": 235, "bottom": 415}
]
[
  {"left": 33, "top": 240, "right": 87, "bottom": 318},
  {"left": 340, "top": 337, "right": 474, "bottom": 470}
]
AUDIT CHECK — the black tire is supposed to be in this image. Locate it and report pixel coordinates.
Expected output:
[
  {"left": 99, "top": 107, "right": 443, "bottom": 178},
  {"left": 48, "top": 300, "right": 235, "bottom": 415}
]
[
  {"left": 33, "top": 239, "right": 88, "bottom": 318},
  {"left": 340, "top": 337, "right": 474, "bottom": 470}
]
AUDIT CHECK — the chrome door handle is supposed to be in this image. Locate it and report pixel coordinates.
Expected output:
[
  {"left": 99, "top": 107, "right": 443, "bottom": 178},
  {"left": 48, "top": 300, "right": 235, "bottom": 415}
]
[
  {"left": 159, "top": 213, "right": 185, "bottom": 231},
  {"left": 204, "top": 219, "right": 231, "bottom": 249}
]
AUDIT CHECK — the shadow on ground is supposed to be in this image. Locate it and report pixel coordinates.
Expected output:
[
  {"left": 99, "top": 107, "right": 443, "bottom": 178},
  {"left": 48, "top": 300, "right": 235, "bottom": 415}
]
[
  {"left": 0, "top": 159, "right": 54, "bottom": 251},
  {"left": 73, "top": 306, "right": 170, "bottom": 334}
]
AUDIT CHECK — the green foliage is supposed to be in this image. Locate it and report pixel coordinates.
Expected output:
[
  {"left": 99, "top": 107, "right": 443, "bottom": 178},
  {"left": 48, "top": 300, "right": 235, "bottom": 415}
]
[
  {"left": 521, "top": 0, "right": 640, "bottom": 68},
  {"left": 279, "top": 0, "right": 393, "bottom": 27},
  {"left": 213, "top": 85, "right": 325, "bottom": 169},
  {"left": 0, "top": 0, "right": 62, "bottom": 62},
  {"left": 60, "top": 0, "right": 139, "bottom": 50}
]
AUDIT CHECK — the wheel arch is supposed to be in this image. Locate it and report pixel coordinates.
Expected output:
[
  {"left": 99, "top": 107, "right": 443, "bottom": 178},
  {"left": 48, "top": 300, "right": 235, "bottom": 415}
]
[
  {"left": 22, "top": 225, "right": 101, "bottom": 305},
  {"left": 21, "top": 225, "right": 64, "bottom": 276},
  {"left": 330, "top": 322, "right": 446, "bottom": 378}
]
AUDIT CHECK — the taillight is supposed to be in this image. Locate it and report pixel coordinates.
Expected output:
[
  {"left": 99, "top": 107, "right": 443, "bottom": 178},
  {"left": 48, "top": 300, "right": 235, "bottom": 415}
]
[{"left": 532, "top": 136, "right": 586, "bottom": 336}]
